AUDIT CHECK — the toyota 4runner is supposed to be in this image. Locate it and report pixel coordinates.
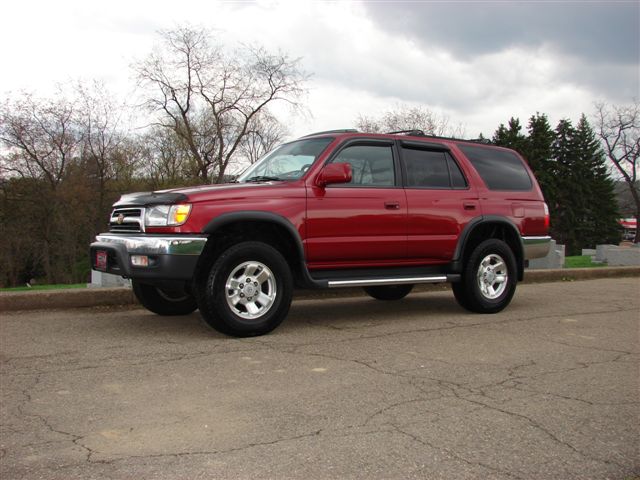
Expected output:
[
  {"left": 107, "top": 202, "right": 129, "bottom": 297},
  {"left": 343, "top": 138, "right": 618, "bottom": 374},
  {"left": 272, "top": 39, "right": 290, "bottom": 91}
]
[{"left": 90, "top": 130, "right": 551, "bottom": 337}]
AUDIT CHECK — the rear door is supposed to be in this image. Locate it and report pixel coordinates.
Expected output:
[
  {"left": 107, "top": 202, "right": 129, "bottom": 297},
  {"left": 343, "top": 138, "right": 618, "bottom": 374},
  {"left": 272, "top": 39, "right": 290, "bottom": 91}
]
[
  {"left": 400, "top": 141, "right": 481, "bottom": 262},
  {"left": 455, "top": 143, "right": 548, "bottom": 236}
]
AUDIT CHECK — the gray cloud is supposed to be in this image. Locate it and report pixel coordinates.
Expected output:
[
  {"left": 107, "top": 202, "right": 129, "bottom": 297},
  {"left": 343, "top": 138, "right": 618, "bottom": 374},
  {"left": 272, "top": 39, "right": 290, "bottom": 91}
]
[
  {"left": 357, "top": 1, "right": 639, "bottom": 104},
  {"left": 363, "top": 2, "right": 639, "bottom": 64}
]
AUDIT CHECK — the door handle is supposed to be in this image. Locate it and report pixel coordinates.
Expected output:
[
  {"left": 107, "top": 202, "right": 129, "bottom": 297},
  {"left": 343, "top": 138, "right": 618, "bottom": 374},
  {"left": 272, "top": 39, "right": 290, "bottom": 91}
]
[
  {"left": 463, "top": 202, "right": 477, "bottom": 210},
  {"left": 385, "top": 201, "right": 400, "bottom": 210}
]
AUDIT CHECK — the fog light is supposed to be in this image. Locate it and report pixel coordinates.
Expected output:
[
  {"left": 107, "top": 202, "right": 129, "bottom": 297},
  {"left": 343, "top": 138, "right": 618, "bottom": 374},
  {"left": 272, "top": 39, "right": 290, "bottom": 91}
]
[{"left": 131, "top": 255, "right": 149, "bottom": 267}]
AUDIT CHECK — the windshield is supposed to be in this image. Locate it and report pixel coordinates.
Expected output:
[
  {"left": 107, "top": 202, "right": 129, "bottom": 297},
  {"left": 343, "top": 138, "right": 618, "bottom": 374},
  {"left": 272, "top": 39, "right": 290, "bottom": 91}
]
[{"left": 237, "top": 137, "right": 334, "bottom": 182}]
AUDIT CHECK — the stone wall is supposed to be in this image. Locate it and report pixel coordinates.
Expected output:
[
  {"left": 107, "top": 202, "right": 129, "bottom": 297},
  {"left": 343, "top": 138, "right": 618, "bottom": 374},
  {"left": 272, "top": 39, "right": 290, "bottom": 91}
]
[
  {"left": 595, "top": 244, "right": 640, "bottom": 266},
  {"left": 527, "top": 240, "right": 565, "bottom": 269},
  {"left": 89, "top": 271, "right": 131, "bottom": 288}
]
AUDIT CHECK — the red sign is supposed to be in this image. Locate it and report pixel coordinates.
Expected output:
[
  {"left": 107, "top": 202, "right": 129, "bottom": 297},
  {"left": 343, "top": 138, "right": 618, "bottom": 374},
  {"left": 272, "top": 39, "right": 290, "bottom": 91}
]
[{"left": 95, "top": 250, "right": 108, "bottom": 271}]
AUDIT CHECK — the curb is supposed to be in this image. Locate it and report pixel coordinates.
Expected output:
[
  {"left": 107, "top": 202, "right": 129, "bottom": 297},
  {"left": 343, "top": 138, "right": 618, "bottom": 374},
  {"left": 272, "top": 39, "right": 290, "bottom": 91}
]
[{"left": 1, "top": 267, "right": 638, "bottom": 313}]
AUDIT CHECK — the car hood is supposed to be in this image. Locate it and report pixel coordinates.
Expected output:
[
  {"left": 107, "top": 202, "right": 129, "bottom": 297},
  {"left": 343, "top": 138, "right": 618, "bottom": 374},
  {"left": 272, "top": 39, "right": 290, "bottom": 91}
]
[{"left": 112, "top": 182, "right": 286, "bottom": 207}]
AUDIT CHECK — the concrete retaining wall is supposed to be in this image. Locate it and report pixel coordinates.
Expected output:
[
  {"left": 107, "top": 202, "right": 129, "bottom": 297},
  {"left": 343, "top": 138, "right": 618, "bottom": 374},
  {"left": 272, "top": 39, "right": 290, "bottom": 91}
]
[{"left": 2, "top": 267, "right": 639, "bottom": 313}]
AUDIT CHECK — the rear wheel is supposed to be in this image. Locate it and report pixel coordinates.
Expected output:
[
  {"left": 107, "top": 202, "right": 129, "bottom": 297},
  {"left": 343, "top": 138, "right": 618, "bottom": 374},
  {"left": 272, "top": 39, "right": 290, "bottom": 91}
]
[
  {"left": 195, "top": 242, "right": 293, "bottom": 337},
  {"left": 132, "top": 280, "right": 198, "bottom": 316},
  {"left": 363, "top": 284, "right": 414, "bottom": 301},
  {"left": 452, "top": 239, "right": 517, "bottom": 313}
]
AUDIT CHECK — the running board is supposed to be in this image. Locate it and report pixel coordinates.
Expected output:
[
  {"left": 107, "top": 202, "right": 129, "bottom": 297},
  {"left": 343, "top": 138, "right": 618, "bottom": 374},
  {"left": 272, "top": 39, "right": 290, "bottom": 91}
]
[{"left": 327, "top": 275, "right": 448, "bottom": 288}]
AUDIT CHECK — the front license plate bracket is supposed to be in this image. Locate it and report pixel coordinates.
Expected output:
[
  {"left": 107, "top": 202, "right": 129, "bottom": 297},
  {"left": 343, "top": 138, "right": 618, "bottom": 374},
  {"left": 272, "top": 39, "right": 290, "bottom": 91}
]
[{"left": 95, "top": 250, "right": 108, "bottom": 271}]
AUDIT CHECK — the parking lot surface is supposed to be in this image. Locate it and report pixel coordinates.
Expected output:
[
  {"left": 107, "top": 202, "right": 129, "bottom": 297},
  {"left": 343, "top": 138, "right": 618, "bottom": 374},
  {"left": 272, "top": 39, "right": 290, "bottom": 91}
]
[{"left": 1, "top": 278, "right": 639, "bottom": 479}]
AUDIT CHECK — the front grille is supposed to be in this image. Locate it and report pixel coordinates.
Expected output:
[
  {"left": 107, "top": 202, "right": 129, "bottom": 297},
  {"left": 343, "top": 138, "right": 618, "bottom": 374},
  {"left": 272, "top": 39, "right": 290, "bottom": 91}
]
[{"left": 109, "top": 207, "right": 144, "bottom": 233}]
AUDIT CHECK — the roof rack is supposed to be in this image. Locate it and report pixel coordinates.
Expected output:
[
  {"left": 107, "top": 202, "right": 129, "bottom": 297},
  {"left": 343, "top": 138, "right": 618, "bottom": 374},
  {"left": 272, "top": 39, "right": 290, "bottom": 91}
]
[
  {"left": 386, "top": 129, "right": 426, "bottom": 136},
  {"left": 301, "top": 129, "right": 358, "bottom": 138},
  {"left": 386, "top": 130, "right": 491, "bottom": 144},
  {"left": 300, "top": 128, "right": 492, "bottom": 145}
]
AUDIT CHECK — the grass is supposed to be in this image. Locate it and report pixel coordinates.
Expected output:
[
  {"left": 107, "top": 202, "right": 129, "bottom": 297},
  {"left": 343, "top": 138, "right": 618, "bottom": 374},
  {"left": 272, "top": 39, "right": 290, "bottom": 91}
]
[
  {"left": 564, "top": 255, "right": 607, "bottom": 268},
  {"left": 0, "top": 283, "right": 87, "bottom": 293}
]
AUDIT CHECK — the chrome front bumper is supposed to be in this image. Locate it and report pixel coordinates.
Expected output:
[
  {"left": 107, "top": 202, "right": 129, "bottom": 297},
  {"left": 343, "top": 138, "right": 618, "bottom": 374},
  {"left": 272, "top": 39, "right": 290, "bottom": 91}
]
[
  {"left": 90, "top": 234, "right": 208, "bottom": 280},
  {"left": 94, "top": 234, "right": 208, "bottom": 255}
]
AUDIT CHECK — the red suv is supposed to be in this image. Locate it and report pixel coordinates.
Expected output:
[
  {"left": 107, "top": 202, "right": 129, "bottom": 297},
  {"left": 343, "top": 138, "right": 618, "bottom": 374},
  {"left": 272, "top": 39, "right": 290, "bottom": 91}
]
[{"left": 91, "top": 130, "right": 551, "bottom": 336}]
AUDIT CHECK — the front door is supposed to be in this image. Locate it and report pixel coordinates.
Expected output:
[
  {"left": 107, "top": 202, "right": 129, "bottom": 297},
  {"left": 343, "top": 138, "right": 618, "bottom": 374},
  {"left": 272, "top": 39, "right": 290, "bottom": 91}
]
[{"left": 305, "top": 140, "right": 407, "bottom": 269}]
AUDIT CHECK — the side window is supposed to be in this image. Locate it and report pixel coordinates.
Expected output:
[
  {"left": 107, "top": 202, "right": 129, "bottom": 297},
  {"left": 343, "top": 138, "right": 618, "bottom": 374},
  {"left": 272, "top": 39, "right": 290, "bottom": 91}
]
[
  {"left": 447, "top": 154, "right": 467, "bottom": 188},
  {"left": 457, "top": 144, "right": 532, "bottom": 191},
  {"left": 329, "top": 144, "right": 395, "bottom": 186},
  {"left": 403, "top": 148, "right": 468, "bottom": 189}
]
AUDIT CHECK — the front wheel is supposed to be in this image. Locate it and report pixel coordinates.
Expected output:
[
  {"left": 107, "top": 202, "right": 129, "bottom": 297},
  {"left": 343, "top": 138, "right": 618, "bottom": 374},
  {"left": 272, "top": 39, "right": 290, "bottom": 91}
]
[
  {"left": 452, "top": 239, "right": 517, "bottom": 313},
  {"left": 132, "top": 280, "right": 198, "bottom": 316},
  {"left": 363, "top": 284, "right": 414, "bottom": 301},
  {"left": 195, "top": 242, "right": 293, "bottom": 337}
]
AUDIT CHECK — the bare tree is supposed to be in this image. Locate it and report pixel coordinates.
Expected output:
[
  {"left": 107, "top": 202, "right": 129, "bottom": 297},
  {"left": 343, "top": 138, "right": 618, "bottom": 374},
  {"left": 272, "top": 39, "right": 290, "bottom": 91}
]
[
  {"left": 238, "top": 111, "right": 289, "bottom": 165},
  {"left": 75, "top": 81, "right": 130, "bottom": 219},
  {"left": 134, "top": 26, "right": 306, "bottom": 183},
  {"left": 0, "top": 93, "right": 82, "bottom": 189},
  {"left": 138, "top": 126, "right": 199, "bottom": 188},
  {"left": 0, "top": 92, "right": 85, "bottom": 282},
  {"left": 594, "top": 101, "right": 640, "bottom": 242},
  {"left": 356, "top": 105, "right": 465, "bottom": 138}
]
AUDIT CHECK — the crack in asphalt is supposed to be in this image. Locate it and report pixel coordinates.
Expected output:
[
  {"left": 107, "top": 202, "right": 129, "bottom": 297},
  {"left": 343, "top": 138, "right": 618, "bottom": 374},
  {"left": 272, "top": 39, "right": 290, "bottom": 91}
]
[
  {"left": 7, "top": 327, "right": 634, "bottom": 470},
  {"left": 246, "top": 335, "right": 636, "bottom": 471},
  {"left": 54, "top": 428, "right": 325, "bottom": 468},
  {"left": 389, "top": 424, "right": 524, "bottom": 480},
  {"left": 2, "top": 286, "right": 638, "bottom": 478},
  {"left": 458, "top": 396, "right": 627, "bottom": 469},
  {"left": 14, "top": 374, "right": 96, "bottom": 464}
]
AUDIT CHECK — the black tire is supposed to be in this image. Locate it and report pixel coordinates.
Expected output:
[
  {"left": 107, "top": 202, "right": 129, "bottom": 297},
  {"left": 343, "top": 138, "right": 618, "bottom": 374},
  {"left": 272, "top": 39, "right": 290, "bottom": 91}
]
[
  {"left": 363, "top": 284, "right": 414, "bottom": 301},
  {"left": 132, "top": 280, "right": 198, "bottom": 316},
  {"left": 452, "top": 239, "right": 517, "bottom": 314},
  {"left": 195, "top": 241, "right": 293, "bottom": 337}
]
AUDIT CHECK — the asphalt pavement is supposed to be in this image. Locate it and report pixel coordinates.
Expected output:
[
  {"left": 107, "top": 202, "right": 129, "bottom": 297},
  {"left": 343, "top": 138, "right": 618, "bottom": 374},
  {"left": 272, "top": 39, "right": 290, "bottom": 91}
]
[{"left": 1, "top": 277, "right": 639, "bottom": 479}]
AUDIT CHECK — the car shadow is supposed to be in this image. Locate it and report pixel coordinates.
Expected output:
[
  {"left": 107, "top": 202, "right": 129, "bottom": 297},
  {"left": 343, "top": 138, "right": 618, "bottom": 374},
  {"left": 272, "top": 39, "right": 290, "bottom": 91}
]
[{"left": 110, "top": 290, "right": 466, "bottom": 340}]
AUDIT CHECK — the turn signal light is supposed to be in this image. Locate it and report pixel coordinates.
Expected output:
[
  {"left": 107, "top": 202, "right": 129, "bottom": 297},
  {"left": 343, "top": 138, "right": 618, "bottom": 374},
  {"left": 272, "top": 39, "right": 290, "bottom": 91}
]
[{"left": 170, "top": 204, "right": 191, "bottom": 225}]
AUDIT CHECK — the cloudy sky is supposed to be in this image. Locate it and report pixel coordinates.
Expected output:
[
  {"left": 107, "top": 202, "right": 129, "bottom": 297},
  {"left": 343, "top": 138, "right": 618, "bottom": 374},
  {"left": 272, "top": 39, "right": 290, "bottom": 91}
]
[{"left": 1, "top": 0, "right": 638, "bottom": 139}]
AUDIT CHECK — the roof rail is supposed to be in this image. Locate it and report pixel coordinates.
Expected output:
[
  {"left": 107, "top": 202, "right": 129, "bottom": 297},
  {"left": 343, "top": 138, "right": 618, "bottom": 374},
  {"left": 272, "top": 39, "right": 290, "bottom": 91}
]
[
  {"left": 467, "top": 138, "right": 492, "bottom": 144},
  {"left": 387, "top": 131, "right": 492, "bottom": 145},
  {"left": 386, "top": 129, "right": 426, "bottom": 136},
  {"left": 301, "top": 129, "right": 358, "bottom": 138}
]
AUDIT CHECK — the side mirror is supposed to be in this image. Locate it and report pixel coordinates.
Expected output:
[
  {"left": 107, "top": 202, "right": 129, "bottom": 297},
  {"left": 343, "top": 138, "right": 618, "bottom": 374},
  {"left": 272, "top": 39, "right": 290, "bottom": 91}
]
[{"left": 316, "top": 162, "right": 352, "bottom": 187}]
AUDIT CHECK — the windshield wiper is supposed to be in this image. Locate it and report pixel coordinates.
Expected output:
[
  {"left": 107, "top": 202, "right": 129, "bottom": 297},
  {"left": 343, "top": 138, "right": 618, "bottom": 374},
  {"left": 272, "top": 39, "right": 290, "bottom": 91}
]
[{"left": 242, "top": 175, "right": 282, "bottom": 183}]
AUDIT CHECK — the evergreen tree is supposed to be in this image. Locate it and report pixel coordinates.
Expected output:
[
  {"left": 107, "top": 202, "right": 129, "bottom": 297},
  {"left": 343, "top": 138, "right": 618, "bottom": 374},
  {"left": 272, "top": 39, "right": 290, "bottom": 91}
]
[
  {"left": 572, "top": 115, "right": 620, "bottom": 246},
  {"left": 492, "top": 113, "right": 621, "bottom": 255},
  {"left": 492, "top": 118, "right": 528, "bottom": 155},
  {"left": 552, "top": 119, "right": 581, "bottom": 254},
  {"left": 525, "top": 114, "right": 558, "bottom": 235}
]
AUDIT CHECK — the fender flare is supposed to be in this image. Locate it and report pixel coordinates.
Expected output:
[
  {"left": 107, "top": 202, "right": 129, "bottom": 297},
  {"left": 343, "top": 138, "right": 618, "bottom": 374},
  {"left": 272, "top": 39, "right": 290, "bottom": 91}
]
[
  {"left": 201, "top": 211, "right": 325, "bottom": 288},
  {"left": 453, "top": 215, "right": 525, "bottom": 280}
]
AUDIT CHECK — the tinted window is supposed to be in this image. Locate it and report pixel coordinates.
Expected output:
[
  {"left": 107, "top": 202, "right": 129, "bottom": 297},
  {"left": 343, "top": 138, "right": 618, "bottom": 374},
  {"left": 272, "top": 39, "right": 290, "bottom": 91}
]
[
  {"left": 448, "top": 155, "right": 467, "bottom": 188},
  {"left": 403, "top": 148, "right": 468, "bottom": 189},
  {"left": 330, "top": 144, "right": 395, "bottom": 186},
  {"left": 458, "top": 144, "right": 532, "bottom": 191}
]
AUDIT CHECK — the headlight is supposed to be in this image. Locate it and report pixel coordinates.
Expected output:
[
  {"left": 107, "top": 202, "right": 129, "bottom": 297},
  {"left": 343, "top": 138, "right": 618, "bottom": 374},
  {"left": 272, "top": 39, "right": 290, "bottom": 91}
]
[{"left": 145, "top": 204, "right": 192, "bottom": 227}]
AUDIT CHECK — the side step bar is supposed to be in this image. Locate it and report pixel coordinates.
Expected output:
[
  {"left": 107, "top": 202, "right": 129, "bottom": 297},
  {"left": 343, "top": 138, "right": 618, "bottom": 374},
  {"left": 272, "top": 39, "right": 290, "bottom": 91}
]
[{"left": 328, "top": 275, "right": 450, "bottom": 288}]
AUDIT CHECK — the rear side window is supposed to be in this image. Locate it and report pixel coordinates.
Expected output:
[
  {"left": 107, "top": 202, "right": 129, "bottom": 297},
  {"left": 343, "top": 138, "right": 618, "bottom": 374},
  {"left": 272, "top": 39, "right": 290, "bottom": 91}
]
[
  {"left": 402, "top": 148, "right": 468, "bottom": 189},
  {"left": 458, "top": 144, "right": 532, "bottom": 191}
]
